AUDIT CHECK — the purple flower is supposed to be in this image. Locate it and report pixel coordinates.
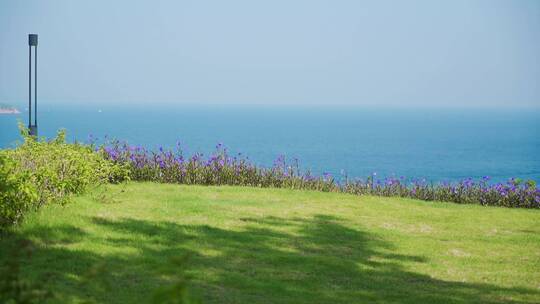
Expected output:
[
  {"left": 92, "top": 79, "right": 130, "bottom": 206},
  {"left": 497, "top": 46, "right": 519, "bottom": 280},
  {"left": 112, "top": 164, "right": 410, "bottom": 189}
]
[{"left": 273, "top": 155, "right": 286, "bottom": 168}]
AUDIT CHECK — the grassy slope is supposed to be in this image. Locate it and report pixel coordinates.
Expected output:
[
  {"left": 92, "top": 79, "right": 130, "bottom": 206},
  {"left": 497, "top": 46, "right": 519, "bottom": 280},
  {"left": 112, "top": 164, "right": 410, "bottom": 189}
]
[{"left": 1, "top": 182, "right": 539, "bottom": 304}]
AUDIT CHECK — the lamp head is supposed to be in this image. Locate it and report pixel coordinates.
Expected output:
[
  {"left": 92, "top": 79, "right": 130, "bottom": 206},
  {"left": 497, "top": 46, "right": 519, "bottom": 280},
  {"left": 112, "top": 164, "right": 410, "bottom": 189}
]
[{"left": 28, "top": 34, "right": 38, "bottom": 46}]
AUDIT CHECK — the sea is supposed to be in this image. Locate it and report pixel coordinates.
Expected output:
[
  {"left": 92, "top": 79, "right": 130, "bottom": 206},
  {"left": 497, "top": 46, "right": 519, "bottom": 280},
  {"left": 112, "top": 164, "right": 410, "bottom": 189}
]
[{"left": 1, "top": 104, "right": 539, "bottom": 184}]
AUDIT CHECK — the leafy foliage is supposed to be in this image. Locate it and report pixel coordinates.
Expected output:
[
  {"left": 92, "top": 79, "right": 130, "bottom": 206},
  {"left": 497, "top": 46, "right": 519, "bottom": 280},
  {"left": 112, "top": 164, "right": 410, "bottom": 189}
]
[
  {"left": 0, "top": 153, "right": 37, "bottom": 229},
  {"left": 5, "top": 124, "right": 129, "bottom": 207},
  {"left": 0, "top": 124, "right": 129, "bottom": 230}
]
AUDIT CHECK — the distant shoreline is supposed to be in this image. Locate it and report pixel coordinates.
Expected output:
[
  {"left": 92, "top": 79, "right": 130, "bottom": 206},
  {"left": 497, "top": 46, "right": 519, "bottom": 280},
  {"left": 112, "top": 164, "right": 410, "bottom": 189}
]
[{"left": 0, "top": 108, "right": 20, "bottom": 114}]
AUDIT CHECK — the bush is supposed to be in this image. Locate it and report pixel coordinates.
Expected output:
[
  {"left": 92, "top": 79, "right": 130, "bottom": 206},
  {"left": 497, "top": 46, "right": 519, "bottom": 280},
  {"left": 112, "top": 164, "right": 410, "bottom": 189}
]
[
  {"left": 4, "top": 125, "right": 130, "bottom": 208},
  {"left": 0, "top": 153, "right": 37, "bottom": 229},
  {"left": 0, "top": 125, "right": 129, "bottom": 229}
]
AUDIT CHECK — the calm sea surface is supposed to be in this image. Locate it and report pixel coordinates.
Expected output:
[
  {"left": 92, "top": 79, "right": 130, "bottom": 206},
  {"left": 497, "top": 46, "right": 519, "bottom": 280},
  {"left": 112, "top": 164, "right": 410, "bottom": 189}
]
[{"left": 1, "top": 104, "right": 539, "bottom": 183}]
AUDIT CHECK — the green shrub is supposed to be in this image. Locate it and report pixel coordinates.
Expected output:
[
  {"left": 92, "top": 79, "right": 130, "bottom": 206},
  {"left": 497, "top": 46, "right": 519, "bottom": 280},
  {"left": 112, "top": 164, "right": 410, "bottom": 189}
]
[
  {"left": 0, "top": 153, "right": 37, "bottom": 229},
  {"left": 1, "top": 125, "right": 129, "bottom": 229},
  {"left": 4, "top": 124, "right": 129, "bottom": 208}
]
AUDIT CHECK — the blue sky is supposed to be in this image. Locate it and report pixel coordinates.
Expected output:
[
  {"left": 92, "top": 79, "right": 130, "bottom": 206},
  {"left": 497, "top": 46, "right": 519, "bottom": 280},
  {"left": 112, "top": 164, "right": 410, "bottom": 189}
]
[{"left": 0, "top": 0, "right": 539, "bottom": 107}]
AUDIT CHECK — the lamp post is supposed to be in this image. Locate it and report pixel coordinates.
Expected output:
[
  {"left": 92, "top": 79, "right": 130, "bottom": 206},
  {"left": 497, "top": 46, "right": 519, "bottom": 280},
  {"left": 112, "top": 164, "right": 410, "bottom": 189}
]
[{"left": 28, "top": 34, "right": 38, "bottom": 136}]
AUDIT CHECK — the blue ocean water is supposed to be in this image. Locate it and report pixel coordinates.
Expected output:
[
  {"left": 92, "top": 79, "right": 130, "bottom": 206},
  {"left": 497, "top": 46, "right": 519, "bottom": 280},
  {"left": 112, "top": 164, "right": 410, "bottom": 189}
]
[{"left": 1, "top": 104, "right": 539, "bottom": 183}]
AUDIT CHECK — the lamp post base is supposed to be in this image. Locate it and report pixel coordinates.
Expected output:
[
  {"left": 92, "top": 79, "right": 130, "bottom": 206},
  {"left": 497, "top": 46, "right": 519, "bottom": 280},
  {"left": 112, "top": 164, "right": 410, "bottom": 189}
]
[{"left": 29, "top": 125, "right": 38, "bottom": 137}]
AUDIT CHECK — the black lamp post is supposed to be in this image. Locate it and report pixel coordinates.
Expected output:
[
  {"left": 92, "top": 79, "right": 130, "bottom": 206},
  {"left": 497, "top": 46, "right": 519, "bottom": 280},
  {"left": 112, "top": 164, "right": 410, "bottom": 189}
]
[{"left": 28, "top": 34, "right": 38, "bottom": 136}]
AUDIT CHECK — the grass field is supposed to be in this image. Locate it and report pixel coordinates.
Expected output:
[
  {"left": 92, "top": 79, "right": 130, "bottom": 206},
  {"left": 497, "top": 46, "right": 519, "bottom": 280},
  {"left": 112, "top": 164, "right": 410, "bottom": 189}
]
[{"left": 1, "top": 182, "right": 539, "bottom": 303}]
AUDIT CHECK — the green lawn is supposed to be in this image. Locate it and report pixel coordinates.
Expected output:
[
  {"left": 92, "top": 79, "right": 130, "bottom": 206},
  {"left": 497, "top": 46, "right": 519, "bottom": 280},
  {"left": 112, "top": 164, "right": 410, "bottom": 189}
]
[{"left": 1, "top": 182, "right": 540, "bottom": 303}]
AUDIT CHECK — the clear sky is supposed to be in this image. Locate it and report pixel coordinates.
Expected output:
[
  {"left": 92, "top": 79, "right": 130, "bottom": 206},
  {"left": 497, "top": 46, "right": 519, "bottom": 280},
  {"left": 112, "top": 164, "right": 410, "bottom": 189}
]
[{"left": 1, "top": 0, "right": 539, "bottom": 108}]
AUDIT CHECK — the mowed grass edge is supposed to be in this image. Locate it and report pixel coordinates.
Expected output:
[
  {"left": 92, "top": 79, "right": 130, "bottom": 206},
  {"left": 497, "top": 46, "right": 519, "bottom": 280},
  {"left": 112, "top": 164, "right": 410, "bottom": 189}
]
[{"left": 1, "top": 182, "right": 539, "bottom": 303}]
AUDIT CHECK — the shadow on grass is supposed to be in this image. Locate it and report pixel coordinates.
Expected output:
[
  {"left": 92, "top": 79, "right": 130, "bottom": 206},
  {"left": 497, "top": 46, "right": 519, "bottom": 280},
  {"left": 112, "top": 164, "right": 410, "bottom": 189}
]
[{"left": 1, "top": 214, "right": 539, "bottom": 303}]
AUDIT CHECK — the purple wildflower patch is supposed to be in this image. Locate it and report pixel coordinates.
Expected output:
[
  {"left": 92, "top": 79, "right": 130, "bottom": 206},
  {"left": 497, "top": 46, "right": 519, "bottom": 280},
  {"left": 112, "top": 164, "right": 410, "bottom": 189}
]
[{"left": 94, "top": 138, "right": 539, "bottom": 209}]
